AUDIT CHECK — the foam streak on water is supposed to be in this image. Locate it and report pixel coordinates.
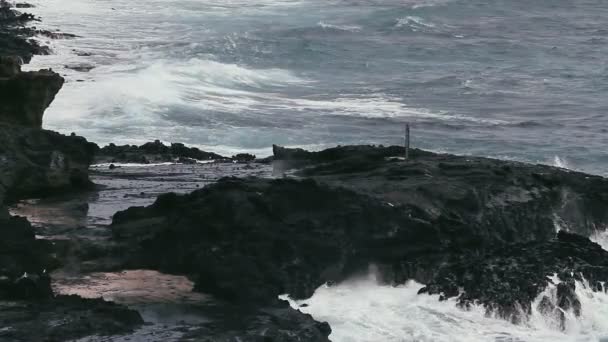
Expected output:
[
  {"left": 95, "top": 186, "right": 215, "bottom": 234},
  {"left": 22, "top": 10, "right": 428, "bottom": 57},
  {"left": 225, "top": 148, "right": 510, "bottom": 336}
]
[{"left": 283, "top": 273, "right": 608, "bottom": 342}]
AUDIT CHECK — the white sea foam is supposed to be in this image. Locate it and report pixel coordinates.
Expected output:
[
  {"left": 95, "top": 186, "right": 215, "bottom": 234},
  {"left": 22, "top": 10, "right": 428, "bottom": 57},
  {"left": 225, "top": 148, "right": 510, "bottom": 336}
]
[
  {"left": 317, "top": 21, "right": 362, "bottom": 32},
  {"left": 590, "top": 229, "right": 608, "bottom": 252},
  {"left": 396, "top": 16, "right": 436, "bottom": 30},
  {"left": 554, "top": 155, "right": 569, "bottom": 169},
  {"left": 282, "top": 272, "right": 608, "bottom": 342}
]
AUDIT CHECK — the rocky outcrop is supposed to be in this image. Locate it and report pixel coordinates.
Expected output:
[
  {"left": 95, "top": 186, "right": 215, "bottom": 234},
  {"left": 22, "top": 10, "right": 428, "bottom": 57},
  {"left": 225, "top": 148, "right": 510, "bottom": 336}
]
[
  {"left": 108, "top": 144, "right": 608, "bottom": 328},
  {"left": 183, "top": 299, "right": 331, "bottom": 342},
  {"left": 0, "top": 215, "right": 54, "bottom": 299},
  {"left": 0, "top": 206, "right": 143, "bottom": 341},
  {"left": 0, "top": 57, "right": 64, "bottom": 128},
  {"left": 275, "top": 144, "right": 608, "bottom": 244},
  {"left": 0, "top": 295, "right": 144, "bottom": 341},
  {"left": 0, "top": 1, "right": 49, "bottom": 62},
  {"left": 415, "top": 231, "right": 608, "bottom": 323},
  {"left": 0, "top": 126, "right": 97, "bottom": 204},
  {"left": 96, "top": 140, "right": 256, "bottom": 164},
  {"left": 111, "top": 177, "right": 426, "bottom": 303}
]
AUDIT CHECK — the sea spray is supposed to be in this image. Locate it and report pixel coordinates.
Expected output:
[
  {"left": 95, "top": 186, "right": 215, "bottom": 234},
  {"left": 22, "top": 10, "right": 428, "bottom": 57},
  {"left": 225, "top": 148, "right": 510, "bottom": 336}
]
[{"left": 283, "top": 273, "right": 608, "bottom": 342}]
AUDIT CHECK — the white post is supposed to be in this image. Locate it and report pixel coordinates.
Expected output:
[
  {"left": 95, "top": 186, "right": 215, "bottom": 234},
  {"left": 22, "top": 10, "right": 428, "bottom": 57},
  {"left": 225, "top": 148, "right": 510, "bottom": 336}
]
[{"left": 405, "top": 123, "right": 410, "bottom": 160}]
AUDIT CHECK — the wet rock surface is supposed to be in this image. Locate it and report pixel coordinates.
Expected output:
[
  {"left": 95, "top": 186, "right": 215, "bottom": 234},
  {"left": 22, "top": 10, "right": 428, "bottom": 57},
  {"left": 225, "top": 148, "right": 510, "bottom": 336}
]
[
  {"left": 0, "top": 295, "right": 144, "bottom": 342},
  {"left": 0, "top": 210, "right": 143, "bottom": 342},
  {"left": 181, "top": 299, "right": 331, "bottom": 342},
  {"left": 2, "top": 128, "right": 608, "bottom": 339},
  {"left": 275, "top": 144, "right": 608, "bottom": 242},
  {"left": 107, "top": 145, "right": 608, "bottom": 329},
  {"left": 110, "top": 177, "right": 426, "bottom": 302},
  {"left": 8, "top": 162, "right": 331, "bottom": 341},
  {"left": 416, "top": 231, "right": 608, "bottom": 323}
]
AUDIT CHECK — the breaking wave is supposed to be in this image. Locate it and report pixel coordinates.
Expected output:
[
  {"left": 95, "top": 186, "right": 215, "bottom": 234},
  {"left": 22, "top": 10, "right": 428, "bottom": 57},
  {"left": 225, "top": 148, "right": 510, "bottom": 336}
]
[
  {"left": 395, "top": 16, "right": 437, "bottom": 30},
  {"left": 317, "top": 21, "right": 362, "bottom": 32},
  {"left": 283, "top": 272, "right": 608, "bottom": 342}
]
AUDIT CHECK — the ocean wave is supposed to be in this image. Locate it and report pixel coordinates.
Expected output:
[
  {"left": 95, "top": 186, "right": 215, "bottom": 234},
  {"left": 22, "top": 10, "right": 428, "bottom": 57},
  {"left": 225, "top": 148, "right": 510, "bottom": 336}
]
[
  {"left": 283, "top": 272, "right": 608, "bottom": 342},
  {"left": 43, "top": 55, "right": 508, "bottom": 130},
  {"left": 395, "top": 16, "right": 436, "bottom": 30},
  {"left": 317, "top": 21, "right": 362, "bottom": 32},
  {"left": 590, "top": 228, "right": 608, "bottom": 251},
  {"left": 553, "top": 155, "right": 569, "bottom": 169}
]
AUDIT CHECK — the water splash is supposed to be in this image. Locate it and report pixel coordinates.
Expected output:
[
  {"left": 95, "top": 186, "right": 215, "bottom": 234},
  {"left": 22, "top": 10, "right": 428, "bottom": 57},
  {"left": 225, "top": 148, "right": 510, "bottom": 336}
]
[
  {"left": 553, "top": 155, "right": 569, "bottom": 169},
  {"left": 282, "top": 273, "right": 608, "bottom": 342}
]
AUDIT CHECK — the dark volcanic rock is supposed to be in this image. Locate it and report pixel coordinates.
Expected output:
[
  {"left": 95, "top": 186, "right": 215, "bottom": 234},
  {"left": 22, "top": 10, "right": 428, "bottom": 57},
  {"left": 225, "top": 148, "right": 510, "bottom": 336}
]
[
  {"left": 274, "top": 145, "right": 608, "bottom": 245},
  {"left": 185, "top": 299, "right": 331, "bottom": 342},
  {"left": 0, "top": 1, "right": 49, "bottom": 62},
  {"left": 15, "top": 3, "right": 35, "bottom": 8},
  {"left": 0, "top": 125, "right": 97, "bottom": 203},
  {"left": 108, "top": 144, "right": 608, "bottom": 328},
  {"left": 64, "top": 63, "right": 94, "bottom": 72},
  {"left": 0, "top": 60, "right": 64, "bottom": 128},
  {"left": 0, "top": 215, "right": 54, "bottom": 299},
  {"left": 111, "top": 177, "right": 429, "bottom": 303},
  {"left": 415, "top": 231, "right": 608, "bottom": 323},
  {"left": 0, "top": 295, "right": 144, "bottom": 341},
  {"left": 0, "top": 1, "right": 35, "bottom": 24},
  {"left": 0, "top": 55, "right": 19, "bottom": 76},
  {"left": 232, "top": 153, "right": 256, "bottom": 163},
  {"left": 97, "top": 140, "right": 227, "bottom": 164}
]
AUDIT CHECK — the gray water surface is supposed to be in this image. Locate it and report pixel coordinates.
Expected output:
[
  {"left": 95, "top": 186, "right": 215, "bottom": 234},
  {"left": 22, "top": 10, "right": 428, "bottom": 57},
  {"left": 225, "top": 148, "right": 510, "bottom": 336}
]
[{"left": 25, "top": 0, "right": 608, "bottom": 175}]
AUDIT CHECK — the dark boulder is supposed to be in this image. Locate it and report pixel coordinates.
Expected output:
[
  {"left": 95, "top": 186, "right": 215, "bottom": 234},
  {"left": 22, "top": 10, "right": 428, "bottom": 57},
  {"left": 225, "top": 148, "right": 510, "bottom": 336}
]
[
  {"left": 0, "top": 215, "right": 55, "bottom": 300},
  {"left": 0, "top": 126, "right": 97, "bottom": 203}
]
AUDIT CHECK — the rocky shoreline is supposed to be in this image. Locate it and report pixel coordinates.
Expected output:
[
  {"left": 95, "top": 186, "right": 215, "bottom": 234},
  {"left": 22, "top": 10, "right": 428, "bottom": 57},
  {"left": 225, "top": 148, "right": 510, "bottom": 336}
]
[{"left": 1, "top": 3, "right": 608, "bottom": 341}]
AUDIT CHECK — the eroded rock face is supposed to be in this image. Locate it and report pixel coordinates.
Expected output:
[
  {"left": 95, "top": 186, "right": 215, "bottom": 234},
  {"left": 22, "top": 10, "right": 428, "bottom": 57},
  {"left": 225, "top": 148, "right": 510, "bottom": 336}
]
[{"left": 0, "top": 61, "right": 64, "bottom": 128}]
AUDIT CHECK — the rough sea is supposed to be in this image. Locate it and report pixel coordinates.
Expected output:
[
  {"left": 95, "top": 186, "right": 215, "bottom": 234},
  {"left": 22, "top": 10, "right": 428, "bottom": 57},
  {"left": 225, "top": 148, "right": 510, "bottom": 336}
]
[
  {"left": 24, "top": 0, "right": 608, "bottom": 176},
  {"left": 22, "top": 0, "right": 608, "bottom": 340}
]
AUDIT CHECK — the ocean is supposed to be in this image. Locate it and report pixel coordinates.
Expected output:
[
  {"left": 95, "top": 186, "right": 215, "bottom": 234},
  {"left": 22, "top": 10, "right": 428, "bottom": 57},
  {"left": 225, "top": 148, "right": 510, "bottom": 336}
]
[
  {"left": 21, "top": 0, "right": 608, "bottom": 340},
  {"left": 23, "top": 0, "right": 608, "bottom": 176}
]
